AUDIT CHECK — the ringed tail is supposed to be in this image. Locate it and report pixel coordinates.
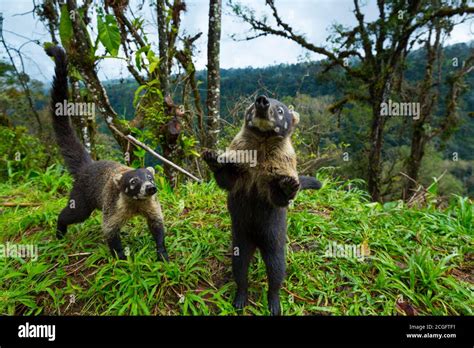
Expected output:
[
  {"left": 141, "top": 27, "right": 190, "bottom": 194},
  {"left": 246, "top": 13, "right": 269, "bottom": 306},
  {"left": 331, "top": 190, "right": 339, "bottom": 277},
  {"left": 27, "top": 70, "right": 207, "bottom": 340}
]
[{"left": 46, "top": 46, "right": 92, "bottom": 178}]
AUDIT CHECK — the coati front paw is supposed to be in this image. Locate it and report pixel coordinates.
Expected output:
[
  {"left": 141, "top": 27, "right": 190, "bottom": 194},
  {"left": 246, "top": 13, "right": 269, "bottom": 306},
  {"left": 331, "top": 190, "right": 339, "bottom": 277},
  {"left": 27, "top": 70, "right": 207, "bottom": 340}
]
[
  {"left": 268, "top": 296, "right": 281, "bottom": 316},
  {"left": 233, "top": 290, "right": 248, "bottom": 310},
  {"left": 278, "top": 176, "right": 300, "bottom": 200},
  {"left": 110, "top": 248, "right": 126, "bottom": 260},
  {"left": 202, "top": 150, "right": 222, "bottom": 171},
  {"left": 157, "top": 250, "right": 169, "bottom": 262},
  {"left": 56, "top": 222, "right": 67, "bottom": 239},
  {"left": 116, "top": 250, "right": 127, "bottom": 260},
  {"left": 56, "top": 229, "right": 66, "bottom": 239},
  {"left": 270, "top": 176, "right": 300, "bottom": 206}
]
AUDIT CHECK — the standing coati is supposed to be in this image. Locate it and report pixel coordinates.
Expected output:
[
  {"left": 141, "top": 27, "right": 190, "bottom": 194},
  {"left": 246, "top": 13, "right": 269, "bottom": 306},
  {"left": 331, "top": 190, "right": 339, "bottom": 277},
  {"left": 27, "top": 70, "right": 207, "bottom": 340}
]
[
  {"left": 46, "top": 46, "right": 168, "bottom": 261},
  {"left": 203, "top": 95, "right": 322, "bottom": 315}
]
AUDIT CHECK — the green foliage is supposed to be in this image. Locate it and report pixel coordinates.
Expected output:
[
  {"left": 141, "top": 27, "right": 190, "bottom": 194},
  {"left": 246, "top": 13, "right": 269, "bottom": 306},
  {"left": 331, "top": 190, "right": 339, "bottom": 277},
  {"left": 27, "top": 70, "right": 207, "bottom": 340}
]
[
  {"left": 449, "top": 195, "right": 473, "bottom": 233},
  {"left": 132, "top": 45, "right": 160, "bottom": 75},
  {"left": 97, "top": 13, "right": 121, "bottom": 57},
  {"left": 59, "top": 5, "right": 73, "bottom": 50},
  {"left": 283, "top": 94, "right": 347, "bottom": 174},
  {"left": 27, "top": 165, "right": 73, "bottom": 195},
  {"left": 0, "top": 126, "right": 55, "bottom": 182},
  {"left": 418, "top": 146, "right": 465, "bottom": 197},
  {"left": 59, "top": 5, "right": 94, "bottom": 61},
  {"left": 179, "top": 134, "right": 200, "bottom": 158},
  {"left": 0, "top": 169, "right": 471, "bottom": 315},
  {"left": 134, "top": 45, "right": 151, "bottom": 72}
]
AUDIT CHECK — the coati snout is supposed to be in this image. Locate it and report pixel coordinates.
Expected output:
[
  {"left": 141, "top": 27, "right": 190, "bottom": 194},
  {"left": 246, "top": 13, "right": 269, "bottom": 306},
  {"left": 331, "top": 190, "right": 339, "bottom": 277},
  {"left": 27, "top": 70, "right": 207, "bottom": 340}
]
[
  {"left": 254, "top": 95, "right": 270, "bottom": 115},
  {"left": 115, "top": 167, "right": 158, "bottom": 200},
  {"left": 246, "top": 95, "right": 299, "bottom": 137}
]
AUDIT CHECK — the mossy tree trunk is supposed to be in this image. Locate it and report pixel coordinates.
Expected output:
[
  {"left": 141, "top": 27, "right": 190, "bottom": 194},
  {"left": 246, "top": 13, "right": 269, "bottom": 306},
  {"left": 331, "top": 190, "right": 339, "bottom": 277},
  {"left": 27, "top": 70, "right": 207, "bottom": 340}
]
[{"left": 206, "top": 0, "right": 222, "bottom": 148}]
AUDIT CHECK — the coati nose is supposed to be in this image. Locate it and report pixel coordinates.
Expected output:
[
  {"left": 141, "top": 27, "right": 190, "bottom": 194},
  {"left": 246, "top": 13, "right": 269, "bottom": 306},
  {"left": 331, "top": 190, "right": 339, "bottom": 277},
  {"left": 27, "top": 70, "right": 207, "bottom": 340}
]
[
  {"left": 255, "top": 95, "right": 270, "bottom": 113},
  {"left": 146, "top": 186, "right": 157, "bottom": 195}
]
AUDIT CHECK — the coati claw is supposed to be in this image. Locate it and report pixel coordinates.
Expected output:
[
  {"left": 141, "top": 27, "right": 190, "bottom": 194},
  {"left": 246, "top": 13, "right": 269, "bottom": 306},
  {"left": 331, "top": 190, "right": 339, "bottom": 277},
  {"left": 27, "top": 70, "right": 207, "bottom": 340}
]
[
  {"left": 202, "top": 150, "right": 222, "bottom": 171},
  {"left": 278, "top": 176, "right": 300, "bottom": 200},
  {"left": 157, "top": 251, "right": 169, "bottom": 262},
  {"left": 115, "top": 251, "right": 126, "bottom": 260},
  {"left": 233, "top": 292, "right": 248, "bottom": 310},
  {"left": 202, "top": 149, "right": 218, "bottom": 163},
  {"left": 203, "top": 149, "right": 243, "bottom": 191},
  {"left": 268, "top": 299, "right": 281, "bottom": 316},
  {"left": 269, "top": 176, "right": 300, "bottom": 207}
]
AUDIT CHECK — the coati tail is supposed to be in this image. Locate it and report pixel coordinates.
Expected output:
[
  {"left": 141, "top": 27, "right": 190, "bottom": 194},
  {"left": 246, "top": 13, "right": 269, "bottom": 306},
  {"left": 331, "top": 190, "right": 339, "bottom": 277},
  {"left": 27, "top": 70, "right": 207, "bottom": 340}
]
[
  {"left": 46, "top": 46, "right": 92, "bottom": 177},
  {"left": 299, "top": 175, "right": 322, "bottom": 190}
]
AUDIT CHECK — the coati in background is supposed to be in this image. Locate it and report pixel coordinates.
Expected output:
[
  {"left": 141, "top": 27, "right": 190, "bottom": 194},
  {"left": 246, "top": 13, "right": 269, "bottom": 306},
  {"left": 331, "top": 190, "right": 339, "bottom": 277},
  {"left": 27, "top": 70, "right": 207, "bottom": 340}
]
[
  {"left": 46, "top": 46, "right": 168, "bottom": 261},
  {"left": 203, "top": 95, "right": 322, "bottom": 315}
]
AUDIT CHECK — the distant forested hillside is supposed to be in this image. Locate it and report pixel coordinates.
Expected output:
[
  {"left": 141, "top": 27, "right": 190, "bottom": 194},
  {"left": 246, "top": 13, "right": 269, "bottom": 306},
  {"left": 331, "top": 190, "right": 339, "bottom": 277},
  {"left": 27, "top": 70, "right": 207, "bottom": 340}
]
[
  {"left": 105, "top": 42, "right": 473, "bottom": 161},
  {"left": 105, "top": 60, "right": 333, "bottom": 120}
]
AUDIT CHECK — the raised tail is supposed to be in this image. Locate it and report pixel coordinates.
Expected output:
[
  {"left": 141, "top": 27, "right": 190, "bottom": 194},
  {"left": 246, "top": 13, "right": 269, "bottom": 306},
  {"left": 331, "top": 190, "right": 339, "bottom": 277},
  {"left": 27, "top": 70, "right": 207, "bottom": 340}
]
[
  {"left": 299, "top": 175, "right": 322, "bottom": 190},
  {"left": 46, "top": 46, "right": 92, "bottom": 177}
]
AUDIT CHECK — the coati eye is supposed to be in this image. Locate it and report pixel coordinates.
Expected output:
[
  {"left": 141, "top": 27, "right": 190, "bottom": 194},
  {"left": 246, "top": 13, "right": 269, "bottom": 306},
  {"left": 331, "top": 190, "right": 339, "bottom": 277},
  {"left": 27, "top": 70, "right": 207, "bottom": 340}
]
[
  {"left": 277, "top": 107, "right": 284, "bottom": 114},
  {"left": 147, "top": 175, "right": 153, "bottom": 180},
  {"left": 130, "top": 178, "right": 138, "bottom": 185}
]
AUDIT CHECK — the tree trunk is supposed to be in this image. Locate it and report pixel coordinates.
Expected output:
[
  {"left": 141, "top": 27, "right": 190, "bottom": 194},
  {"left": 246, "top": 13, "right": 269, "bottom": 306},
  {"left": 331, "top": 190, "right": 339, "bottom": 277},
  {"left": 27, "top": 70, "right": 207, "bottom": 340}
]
[
  {"left": 367, "top": 107, "right": 385, "bottom": 202},
  {"left": 404, "top": 124, "right": 426, "bottom": 199},
  {"left": 206, "top": 0, "right": 222, "bottom": 148},
  {"left": 402, "top": 25, "right": 442, "bottom": 201},
  {"left": 0, "top": 113, "right": 13, "bottom": 128},
  {"left": 66, "top": 0, "right": 129, "bottom": 154},
  {"left": 157, "top": 0, "right": 169, "bottom": 95}
]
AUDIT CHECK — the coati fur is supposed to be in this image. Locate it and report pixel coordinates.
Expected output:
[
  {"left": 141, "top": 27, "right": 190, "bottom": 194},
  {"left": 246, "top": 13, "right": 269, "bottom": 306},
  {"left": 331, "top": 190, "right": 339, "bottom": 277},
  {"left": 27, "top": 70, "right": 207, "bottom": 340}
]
[
  {"left": 46, "top": 46, "right": 168, "bottom": 261},
  {"left": 203, "top": 95, "right": 322, "bottom": 315}
]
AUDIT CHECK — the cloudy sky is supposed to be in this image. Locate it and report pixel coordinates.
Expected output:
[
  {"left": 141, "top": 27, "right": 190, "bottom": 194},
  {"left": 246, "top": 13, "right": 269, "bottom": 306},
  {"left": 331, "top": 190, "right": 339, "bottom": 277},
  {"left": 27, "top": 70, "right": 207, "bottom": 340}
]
[{"left": 1, "top": 0, "right": 473, "bottom": 83}]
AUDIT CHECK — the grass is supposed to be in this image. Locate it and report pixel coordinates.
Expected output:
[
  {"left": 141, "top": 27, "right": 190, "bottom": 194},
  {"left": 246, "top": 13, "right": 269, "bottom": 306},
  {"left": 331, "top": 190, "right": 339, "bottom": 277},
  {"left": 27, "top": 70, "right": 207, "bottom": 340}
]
[{"left": 0, "top": 165, "right": 472, "bottom": 316}]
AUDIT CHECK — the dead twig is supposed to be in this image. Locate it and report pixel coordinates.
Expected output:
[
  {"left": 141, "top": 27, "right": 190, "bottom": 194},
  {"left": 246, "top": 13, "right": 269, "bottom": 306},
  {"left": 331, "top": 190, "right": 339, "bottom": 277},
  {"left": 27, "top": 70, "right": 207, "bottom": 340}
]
[
  {"left": 0, "top": 202, "right": 41, "bottom": 207},
  {"left": 282, "top": 287, "right": 319, "bottom": 304},
  {"left": 108, "top": 124, "right": 202, "bottom": 183},
  {"left": 400, "top": 170, "right": 447, "bottom": 207}
]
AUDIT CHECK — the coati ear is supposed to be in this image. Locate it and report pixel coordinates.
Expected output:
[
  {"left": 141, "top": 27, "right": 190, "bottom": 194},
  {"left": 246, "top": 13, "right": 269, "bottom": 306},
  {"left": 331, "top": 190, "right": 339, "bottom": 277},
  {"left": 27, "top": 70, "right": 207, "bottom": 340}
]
[
  {"left": 146, "top": 166, "right": 155, "bottom": 177},
  {"left": 289, "top": 105, "right": 300, "bottom": 126},
  {"left": 113, "top": 173, "right": 123, "bottom": 188},
  {"left": 292, "top": 110, "right": 300, "bottom": 125}
]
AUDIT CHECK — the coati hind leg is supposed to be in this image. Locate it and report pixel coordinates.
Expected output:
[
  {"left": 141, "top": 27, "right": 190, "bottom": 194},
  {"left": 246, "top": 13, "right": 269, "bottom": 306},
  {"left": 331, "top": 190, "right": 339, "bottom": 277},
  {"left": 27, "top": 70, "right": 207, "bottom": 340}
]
[
  {"left": 261, "top": 244, "right": 286, "bottom": 316},
  {"left": 232, "top": 234, "right": 256, "bottom": 310},
  {"left": 57, "top": 190, "right": 93, "bottom": 239},
  {"left": 269, "top": 176, "right": 300, "bottom": 207}
]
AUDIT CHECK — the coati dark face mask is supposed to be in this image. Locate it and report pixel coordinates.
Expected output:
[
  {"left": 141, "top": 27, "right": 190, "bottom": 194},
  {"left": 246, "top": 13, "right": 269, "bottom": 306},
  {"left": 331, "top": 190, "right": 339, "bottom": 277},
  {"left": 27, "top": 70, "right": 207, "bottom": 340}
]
[
  {"left": 115, "top": 167, "right": 157, "bottom": 200},
  {"left": 244, "top": 95, "right": 300, "bottom": 138}
]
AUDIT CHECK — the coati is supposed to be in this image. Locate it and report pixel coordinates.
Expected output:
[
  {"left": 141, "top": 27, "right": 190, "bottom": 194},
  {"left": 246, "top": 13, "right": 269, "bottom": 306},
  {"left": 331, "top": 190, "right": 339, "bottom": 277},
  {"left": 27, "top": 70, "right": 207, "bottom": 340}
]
[
  {"left": 203, "top": 95, "right": 322, "bottom": 315},
  {"left": 46, "top": 46, "right": 168, "bottom": 261}
]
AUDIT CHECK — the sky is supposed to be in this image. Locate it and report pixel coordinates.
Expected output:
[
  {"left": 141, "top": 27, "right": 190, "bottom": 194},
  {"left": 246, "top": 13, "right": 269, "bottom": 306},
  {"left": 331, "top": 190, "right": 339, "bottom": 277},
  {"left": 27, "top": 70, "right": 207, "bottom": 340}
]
[{"left": 0, "top": 0, "right": 473, "bottom": 83}]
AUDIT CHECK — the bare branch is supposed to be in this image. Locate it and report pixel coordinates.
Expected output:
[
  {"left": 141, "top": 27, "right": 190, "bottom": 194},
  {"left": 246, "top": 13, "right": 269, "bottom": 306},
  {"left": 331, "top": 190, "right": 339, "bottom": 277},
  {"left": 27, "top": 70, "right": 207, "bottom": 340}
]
[
  {"left": 231, "top": 0, "right": 368, "bottom": 80},
  {"left": 0, "top": 22, "right": 43, "bottom": 133}
]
